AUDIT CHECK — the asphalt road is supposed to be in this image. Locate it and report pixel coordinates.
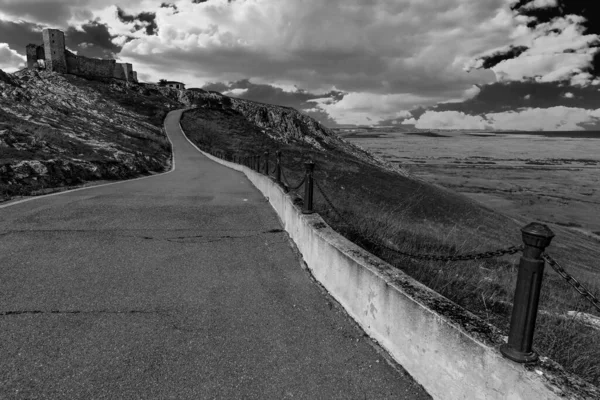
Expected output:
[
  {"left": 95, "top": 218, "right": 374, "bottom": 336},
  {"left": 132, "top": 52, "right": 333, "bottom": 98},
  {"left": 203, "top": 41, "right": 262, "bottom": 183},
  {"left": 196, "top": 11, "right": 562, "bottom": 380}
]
[{"left": 0, "top": 110, "right": 430, "bottom": 399}]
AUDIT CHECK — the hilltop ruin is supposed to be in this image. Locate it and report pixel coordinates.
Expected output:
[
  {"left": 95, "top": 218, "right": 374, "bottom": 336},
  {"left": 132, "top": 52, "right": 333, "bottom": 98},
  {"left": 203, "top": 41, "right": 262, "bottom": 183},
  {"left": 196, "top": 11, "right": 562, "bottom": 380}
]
[{"left": 26, "top": 28, "right": 138, "bottom": 83}]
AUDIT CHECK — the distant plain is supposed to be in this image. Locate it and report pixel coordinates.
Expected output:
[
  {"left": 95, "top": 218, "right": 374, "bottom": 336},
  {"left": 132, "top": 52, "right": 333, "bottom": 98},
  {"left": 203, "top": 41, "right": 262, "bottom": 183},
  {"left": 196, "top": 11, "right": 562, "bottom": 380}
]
[{"left": 343, "top": 129, "right": 600, "bottom": 238}]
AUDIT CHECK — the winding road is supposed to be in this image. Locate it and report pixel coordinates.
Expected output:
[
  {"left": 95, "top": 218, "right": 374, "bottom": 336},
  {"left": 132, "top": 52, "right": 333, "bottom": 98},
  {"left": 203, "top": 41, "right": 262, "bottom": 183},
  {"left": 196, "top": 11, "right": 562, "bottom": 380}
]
[{"left": 0, "top": 110, "right": 430, "bottom": 399}]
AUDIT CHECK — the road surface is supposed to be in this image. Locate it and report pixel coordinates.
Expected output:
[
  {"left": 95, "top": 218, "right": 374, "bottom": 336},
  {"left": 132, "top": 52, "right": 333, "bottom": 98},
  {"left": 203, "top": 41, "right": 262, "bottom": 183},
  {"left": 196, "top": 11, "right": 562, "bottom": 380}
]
[{"left": 0, "top": 110, "right": 430, "bottom": 399}]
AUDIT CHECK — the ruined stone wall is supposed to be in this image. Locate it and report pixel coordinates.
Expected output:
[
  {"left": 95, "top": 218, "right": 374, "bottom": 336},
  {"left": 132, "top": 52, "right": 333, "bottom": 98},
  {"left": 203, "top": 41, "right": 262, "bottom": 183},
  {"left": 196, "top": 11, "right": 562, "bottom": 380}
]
[
  {"left": 113, "top": 63, "right": 127, "bottom": 80},
  {"left": 43, "top": 29, "right": 67, "bottom": 73},
  {"left": 65, "top": 51, "right": 116, "bottom": 79},
  {"left": 26, "top": 45, "right": 39, "bottom": 70},
  {"left": 26, "top": 28, "right": 138, "bottom": 82},
  {"left": 113, "top": 63, "right": 137, "bottom": 82},
  {"left": 26, "top": 45, "right": 46, "bottom": 70}
]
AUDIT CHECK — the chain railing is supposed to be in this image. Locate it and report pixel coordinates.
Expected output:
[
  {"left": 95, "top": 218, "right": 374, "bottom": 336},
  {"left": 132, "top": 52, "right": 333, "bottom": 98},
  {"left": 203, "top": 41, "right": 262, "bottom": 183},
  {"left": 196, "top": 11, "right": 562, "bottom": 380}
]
[
  {"left": 207, "top": 147, "right": 599, "bottom": 364},
  {"left": 543, "top": 254, "right": 600, "bottom": 312},
  {"left": 280, "top": 168, "right": 305, "bottom": 192},
  {"left": 315, "top": 177, "right": 523, "bottom": 262}
]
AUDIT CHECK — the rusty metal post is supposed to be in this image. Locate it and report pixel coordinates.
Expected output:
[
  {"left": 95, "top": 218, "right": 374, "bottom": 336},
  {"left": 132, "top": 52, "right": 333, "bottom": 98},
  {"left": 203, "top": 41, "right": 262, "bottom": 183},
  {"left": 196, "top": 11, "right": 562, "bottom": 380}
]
[
  {"left": 302, "top": 160, "right": 315, "bottom": 214},
  {"left": 264, "top": 151, "right": 269, "bottom": 175},
  {"left": 500, "top": 222, "right": 554, "bottom": 363},
  {"left": 275, "top": 151, "right": 282, "bottom": 184}
]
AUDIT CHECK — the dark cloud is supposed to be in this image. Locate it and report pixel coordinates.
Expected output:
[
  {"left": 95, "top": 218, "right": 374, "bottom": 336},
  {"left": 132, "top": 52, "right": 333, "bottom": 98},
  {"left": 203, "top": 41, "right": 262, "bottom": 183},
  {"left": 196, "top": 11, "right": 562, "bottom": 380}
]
[
  {"left": 478, "top": 45, "right": 529, "bottom": 69},
  {"left": 0, "top": 0, "right": 70, "bottom": 25},
  {"left": 0, "top": 18, "right": 122, "bottom": 60},
  {"left": 438, "top": 81, "right": 600, "bottom": 113},
  {"left": 65, "top": 22, "right": 122, "bottom": 59},
  {"left": 511, "top": 1, "right": 599, "bottom": 35},
  {"left": 116, "top": 7, "right": 158, "bottom": 36},
  {"left": 0, "top": 0, "right": 97, "bottom": 25},
  {"left": 201, "top": 79, "right": 345, "bottom": 126},
  {"left": 0, "top": 20, "right": 44, "bottom": 52},
  {"left": 160, "top": 3, "right": 178, "bottom": 10},
  {"left": 381, "top": 81, "right": 600, "bottom": 126}
]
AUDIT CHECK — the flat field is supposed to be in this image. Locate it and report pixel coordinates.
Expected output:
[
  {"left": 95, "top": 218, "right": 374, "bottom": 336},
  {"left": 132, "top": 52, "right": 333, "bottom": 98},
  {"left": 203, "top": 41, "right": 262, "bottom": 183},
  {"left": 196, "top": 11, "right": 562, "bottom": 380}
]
[{"left": 344, "top": 130, "right": 600, "bottom": 238}]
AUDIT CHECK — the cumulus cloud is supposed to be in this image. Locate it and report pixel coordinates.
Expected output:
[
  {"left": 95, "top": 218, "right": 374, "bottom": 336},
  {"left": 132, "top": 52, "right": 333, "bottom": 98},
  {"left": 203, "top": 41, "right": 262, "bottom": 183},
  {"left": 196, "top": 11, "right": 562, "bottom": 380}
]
[
  {"left": 65, "top": 21, "right": 123, "bottom": 58},
  {"left": 3, "top": 0, "right": 600, "bottom": 129},
  {"left": 113, "top": 0, "right": 505, "bottom": 97},
  {"left": 0, "top": 43, "right": 26, "bottom": 72},
  {"left": 224, "top": 88, "right": 247, "bottom": 95},
  {"left": 307, "top": 92, "right": 426, "bottom": 126},
  {"left": 467, "top": 3, "right": 600, "bottom": 86},
  {"left": 0, "top": 19, "right": 44, "bottom": 51},
  {"left": 520, "top": 0, "right": 558, "bottom": 10},
  {"left": 116, "top": 7, "right": 158, "bottom": 35},
  {"left": 411, "top": 107, "right": 600, "bottom": 131}
]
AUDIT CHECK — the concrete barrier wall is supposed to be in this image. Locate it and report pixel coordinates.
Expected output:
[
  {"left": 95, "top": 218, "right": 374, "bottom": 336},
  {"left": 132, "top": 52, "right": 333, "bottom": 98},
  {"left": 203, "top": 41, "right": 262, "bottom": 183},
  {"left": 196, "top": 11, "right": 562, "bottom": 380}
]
[{"left": 187, "top": 140, "right": 597, "bottom": 399}]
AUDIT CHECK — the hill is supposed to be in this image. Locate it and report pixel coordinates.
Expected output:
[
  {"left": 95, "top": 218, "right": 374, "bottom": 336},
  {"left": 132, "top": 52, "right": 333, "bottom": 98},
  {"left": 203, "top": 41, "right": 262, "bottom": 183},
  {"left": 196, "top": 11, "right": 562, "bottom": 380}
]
[
  {"left": 1, "top": 69, "right": 598, "bottom": 387},
  {"left": 180, "top": 104, "right": 600, "bottom": 388},
  {"left": 0, "top": 69, "right": 180, "bottom": 200}
]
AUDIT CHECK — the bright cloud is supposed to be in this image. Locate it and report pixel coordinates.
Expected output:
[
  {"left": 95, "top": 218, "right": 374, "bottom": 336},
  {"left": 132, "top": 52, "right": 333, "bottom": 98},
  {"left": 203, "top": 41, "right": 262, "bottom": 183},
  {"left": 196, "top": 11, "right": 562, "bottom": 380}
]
[
  {"left": 2, "top": 0, "right": 599, "bottom": 129},
  {"left": 467, "top": 11, "right": 600, "bottom": 86},
  {"left": 412, "top": 107, "right": 600, "bottom": 131},
  {"left": 0, "top": 43, "right": 25, "bottom": 72},
  {"left": 224, "top": 88, "right": 248, "bottom": 95},
  {"left": 308, "top": 92, "right": 427, "bottom": 125}
]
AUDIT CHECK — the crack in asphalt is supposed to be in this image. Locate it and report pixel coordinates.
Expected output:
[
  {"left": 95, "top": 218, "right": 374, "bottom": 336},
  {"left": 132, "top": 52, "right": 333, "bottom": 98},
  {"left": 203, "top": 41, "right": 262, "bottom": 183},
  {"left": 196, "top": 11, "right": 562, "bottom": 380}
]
[
  {"left": 0, "top": 309, "right": 160, "bottom": 317},
  {"left": 0, "top": 229, "right": 285, "bottom": 242},
  {"left": 137, "top": 228, "right": 285, "bottom": 243}
]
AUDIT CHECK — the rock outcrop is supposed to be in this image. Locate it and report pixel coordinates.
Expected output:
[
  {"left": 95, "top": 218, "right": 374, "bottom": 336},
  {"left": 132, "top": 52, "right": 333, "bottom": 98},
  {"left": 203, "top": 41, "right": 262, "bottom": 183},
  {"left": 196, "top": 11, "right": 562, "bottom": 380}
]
[
  {"left": 175, "top": 89, "right": 407, "bottom": 174},
  {"left": 0, "top": 69, "right": 176, "bottom": 199},
  {"left": 0, "top": 68, "right": 406, "bottom": 201}
]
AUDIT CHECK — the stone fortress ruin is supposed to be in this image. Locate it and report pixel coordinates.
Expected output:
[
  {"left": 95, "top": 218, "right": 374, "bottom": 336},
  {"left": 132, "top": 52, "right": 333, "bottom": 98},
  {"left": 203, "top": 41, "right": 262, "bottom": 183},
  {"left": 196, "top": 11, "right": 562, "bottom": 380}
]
[{"left": 26, "top": 28, "right": 138, "bottom": 83}]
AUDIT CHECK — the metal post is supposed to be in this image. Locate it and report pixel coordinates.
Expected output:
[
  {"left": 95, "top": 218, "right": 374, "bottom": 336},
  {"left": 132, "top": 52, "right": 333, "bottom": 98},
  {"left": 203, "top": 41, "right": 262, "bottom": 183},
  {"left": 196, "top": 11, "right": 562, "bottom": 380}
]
[
  {"left": 275, "top": 151, "right": 282, "bottom": 184},
  {"left": 264, "top": 151, "right": 269, "bottom": 175},
  {"left": 500, "top": 222, "right": 554, "bottom": 363},
  {"left": 302, "top": 160, "right": 315, "bottom": 214},
  {"left": 256, "top": 155, "right": 261, "bottom": 172}
]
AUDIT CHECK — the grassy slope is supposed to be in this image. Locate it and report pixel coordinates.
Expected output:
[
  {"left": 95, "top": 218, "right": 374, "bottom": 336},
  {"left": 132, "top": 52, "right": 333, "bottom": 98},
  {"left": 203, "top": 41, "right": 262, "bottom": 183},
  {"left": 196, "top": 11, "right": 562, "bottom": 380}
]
[{"left": 181, "top": 107, "right": 600, "bottom": 387}]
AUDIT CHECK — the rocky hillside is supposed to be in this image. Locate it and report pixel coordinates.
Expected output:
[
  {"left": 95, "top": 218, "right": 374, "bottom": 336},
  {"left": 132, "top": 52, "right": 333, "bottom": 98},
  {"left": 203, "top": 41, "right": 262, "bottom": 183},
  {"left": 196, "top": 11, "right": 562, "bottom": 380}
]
[
  {"left": 1, "top": 68, "right": 407, "bottom": 201},
  {"left": 0, "top": 69, "right": 181, "bottom": 200},
  {"left": 176, "top": 89, "right": 410, "bottom": 177}
]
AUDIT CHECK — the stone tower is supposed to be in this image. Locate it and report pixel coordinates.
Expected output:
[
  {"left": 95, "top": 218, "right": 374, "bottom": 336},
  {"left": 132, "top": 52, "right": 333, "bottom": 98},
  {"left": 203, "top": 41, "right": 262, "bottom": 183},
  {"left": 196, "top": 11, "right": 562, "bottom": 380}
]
[{"left": 42, "top": 28, "right": 67, "bottom": 73}]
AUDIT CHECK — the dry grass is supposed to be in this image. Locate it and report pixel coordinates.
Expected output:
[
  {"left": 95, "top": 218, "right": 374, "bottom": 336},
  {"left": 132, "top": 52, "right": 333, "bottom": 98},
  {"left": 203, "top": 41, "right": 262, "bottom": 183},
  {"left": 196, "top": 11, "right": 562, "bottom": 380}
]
[{"left": 181, "top": 108, "right": 600, "bottom": 387}]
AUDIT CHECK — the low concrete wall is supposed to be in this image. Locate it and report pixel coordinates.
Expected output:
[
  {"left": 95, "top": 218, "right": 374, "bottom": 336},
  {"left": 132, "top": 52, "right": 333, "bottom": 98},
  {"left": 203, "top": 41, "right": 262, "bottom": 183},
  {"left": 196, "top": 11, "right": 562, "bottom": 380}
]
[{"left": 182, "top": 134, "right": 598, "bottom": 399}]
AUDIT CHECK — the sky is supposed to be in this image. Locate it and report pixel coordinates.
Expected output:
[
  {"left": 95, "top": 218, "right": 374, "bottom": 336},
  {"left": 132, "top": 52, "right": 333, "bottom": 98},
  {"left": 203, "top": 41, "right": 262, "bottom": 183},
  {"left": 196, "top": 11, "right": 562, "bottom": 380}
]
[{"left": 1, "top": 0, "right": 600, "bottom": 130}]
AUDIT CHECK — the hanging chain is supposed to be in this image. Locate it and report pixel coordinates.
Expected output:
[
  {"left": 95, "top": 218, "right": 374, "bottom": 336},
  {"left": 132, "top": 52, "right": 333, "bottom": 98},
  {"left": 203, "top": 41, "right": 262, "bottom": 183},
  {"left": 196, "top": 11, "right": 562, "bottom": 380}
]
[
  {"left": 314, "top": 177, "right": 523, "bottom": 262},
  {"left": 543, "top": 254, "right": 600, "bottom": 312}
]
